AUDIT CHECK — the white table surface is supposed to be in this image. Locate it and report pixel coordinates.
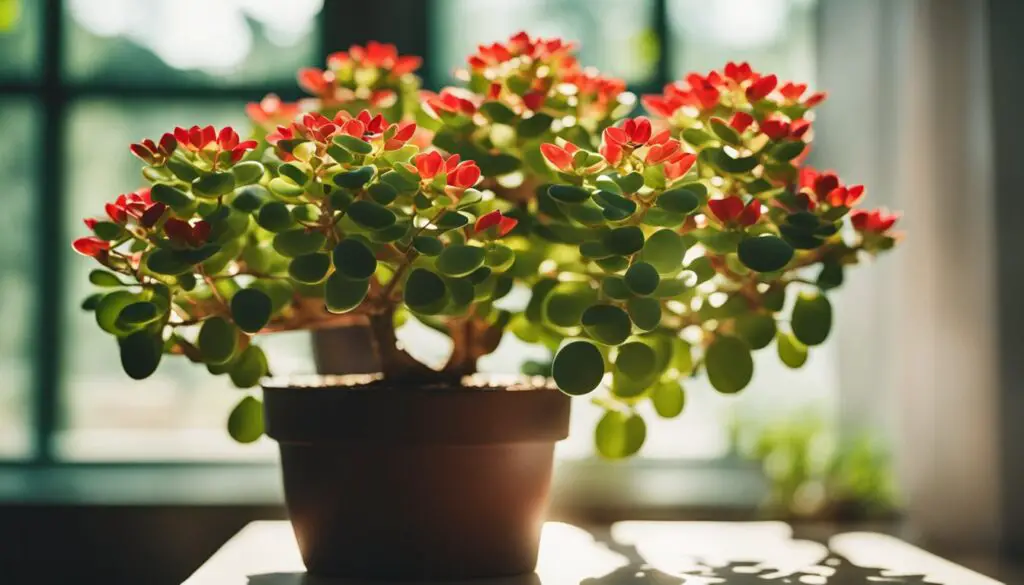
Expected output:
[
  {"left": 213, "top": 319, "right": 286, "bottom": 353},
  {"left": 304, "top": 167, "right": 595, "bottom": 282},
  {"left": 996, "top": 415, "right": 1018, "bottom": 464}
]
[{"left": 183, "top": 520, "right": 1004, "bottom": 585}]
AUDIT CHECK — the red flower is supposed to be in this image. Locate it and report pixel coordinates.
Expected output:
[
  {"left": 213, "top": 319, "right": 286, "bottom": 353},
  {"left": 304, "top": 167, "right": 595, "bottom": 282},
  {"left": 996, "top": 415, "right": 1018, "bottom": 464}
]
[
  {"left": 645, "top": 138, "right": 683, "bottom": 165},
  {"left": 411, "top": 152, "right": 481, "bottom": 190},
  {"left": 803, "top": 91, "right": 828, "bottom": 108},
  {"left": 746, "top": 74, "right": 778, "bottom": 101},
  {"left": 760, "top": 118, "right": 791, "bottom": 141},
  {"left": 426, "top": 88, "right": 477, "bottom": 117},
  {"left": 663, "top": 152, "right": 697, "bottom": 181},
  {"left": 329, "top": 42, "right": 422, "bottom": 77},
  {"left": 826, "top": 185, "right": 866, "bottom": 208},
  {"left": 540, "top": 143, "right": 574, "bottom": 171},
  {"left": 522, "top": 91, "right": 546, "bottom": 111},
  {"left": 729, "top": 112, "right": 755, "bottom": 133},
  {"left": 164, "top": 219, "right": 211, "bottom": 247},
  {"left": 73, "top": 237, "right": 110, "bottom": 258},
  {"left": 603, "top": 116, "right": 653, "bottom": 161},
  {"left": 140, "top": 202, "right": 167, "bottom": 228},
  {"left": 724, "top": 61, "right": 754, "bottom": 84},
  {"left": 297, "top": 67, "right": 333, "bottom": 96},
  {"left": 449, "top": 160, "right": 482, "bottom": 189},
  {"left": 709, "top": 196, "right": 760, "bottom": 227},
  {"left": 474, "top": 210, "right": 518, "bottom": 237},
  {"left": 172, "top": 125, "right": 257, "bottom": 162},
  {"left": 246, "top": 94, "right": 301, "bottom": 127},
  {"left": 130, "top": 132, "right": 177, "bottom": 165},
  {"left": 798, "top": 167, "right": 841, "bottom": 200},
  {"left": 466, "top": 31, "right": 576, "bottom": 71},
  {"left": 850, "top": 209, "right": 899, "bottom": 233},
  {"left": 779, "top": 82, "right": 807, "bottom": 101}
]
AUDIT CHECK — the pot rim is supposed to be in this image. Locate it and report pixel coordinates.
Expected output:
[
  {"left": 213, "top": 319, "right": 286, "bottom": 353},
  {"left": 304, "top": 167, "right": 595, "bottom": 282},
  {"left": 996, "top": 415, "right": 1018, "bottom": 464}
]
[{"left": 261, "top": 373, "right": 558, "bottom": 393}]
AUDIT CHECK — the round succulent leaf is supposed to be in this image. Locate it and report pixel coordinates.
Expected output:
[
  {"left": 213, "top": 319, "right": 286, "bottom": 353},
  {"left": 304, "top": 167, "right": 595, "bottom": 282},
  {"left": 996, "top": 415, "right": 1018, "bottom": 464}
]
[
  {"left": 656, "top": 187, "right": 702, "bottom": 215},
  {"left": 198, "top": 317, "right": 238, "bottom": 365},
  {"left": 595, "top": 175, "right": 623, "bottom": 194},
  {"left": 256, "top": 202, "right": 295, "bottom": 232},
  {"left": 564, "top": 200, "right": 608, "bottom": 225},
  {"left": 614, "top": 172, "right": 645, "bottom": 193},
  {"left": 581, "top": 304, "right": 632, "bottom": 345},
  {"left": 552, "top": 340, "right": 605, "bottom": 396},
  {"left": 118, "top": 331, "right": 163, "bottom": 380},
  {"left": 615, "top": 341, "right": 657, "bottom": 381},
  {"left": 705, "top": 335, "right": 753, "bottom": 394},
  {"left": 627, "top": 297, "right": 661, "bottom": 332},
  {"left": 642, "top": 208, "right": 687, "bottom": 228},
  {"left": 334, "top": 165, "right": 375, "bottom": 189},
  {"left": 641, "top": 229, "right": 686, "bottom": 274},
  {"left": 651, "top": 380, "right": 686, "bottom": 418},
  {"left": 548, "top": 184, "right": 592, "bottom": 204},
  {"left": 227, "top": 396, "right": 264, "bottom": 444},
  {"left": 273, "top": 229, "right": 327, "bottom": 257},
  {"left": 437, "top": 244, "right": 486, "bottom": 278},
  {"left": 267, "top": 176, "right": 304, "bottom": 199},
  {"left": 230, "top": 288, "right": 273, "bottom": 334},
  {"left": 434, "top": 212, "right": 471, "bottom": 232},
  {"left": 738, "top": 235, "right": 794, "bottom": 273},
  {"left": 711, "top": 147, "right": 760, "bottom": 174},
  {"left": 672, "top": 338, "right": 694, "bottom": 374},
  {"left": 518, "top": 113, "right": 554, "bottom": 138},
  {"left": 331, "top": 238, "right": 377, "bottom": 280},
  {"left": 771, "top": 140, "right": 806, "bottom": 161},
  {"left": 653, "top": 278, "right": 688, "bottom": 298},
  {"left": 369, "top": 219, "right": 410, "bottom": 243},
  {"left": 595, "top": 410, "right": 646, "bottom": 459},
  {"left": 116, "top": 301, "right": 160, "bottom": 328},
  {"left": 791, "top": 291, "right": 832, "bottom": 346},
  {"left": 710, "top": 117, "right": 742, "bottom": 145},
  {"left": 525, "top": 278, "right": 559, "bottom": 323},
  {"left": 479, "top": 101, "right": 517, "bottom": 124},
  {"left": 580, "top": 240, "right": 613, "bottom": 260},
  {"left": 601, "top": 276, "right": 632, "bottom": 301},
  {"left": 89, "top": 269, "right": 127, "bottom": 288},
  {"left": 232, "top": 185, "right": 269, "bottom": 213},
  {"left": 604, "top": 226, "right": 645, "bottom": 255},
  {"left": 734, "top": 312, "right": 777, "bottom": 350},
  {"left": 412, "top": 236, "right": 443, "bottom": 256},
  {"left": 686, "top": 256, "right": 716, "bottom": 284},
  {"left": 404, "top": 268, "right": 449, "bottom": 315},
  {"left": 543, "top": 282, "right": 598, "bottom": 329},
  {"left": 146, "top": 249, "right": 194, "bottom": 276},
  {"left": 593, "top": 190, "right": 637, "bottom": 219},
  {"left": 817, "top": 261, "right": 844, "bottom": 290},
  {"left": 596, "top": 255, "right": 629, "bottom": 273},
  {"left": 347, "top": 200, "right": 396, "bottom": 230},
  {"left": 231, "top": 161, "right": 265, "bottom": 186},
  {"left": 484, "top": 244, "right": 516, "bottom": 272},
  {"left": 95, "top": 291, "right": 142, "bottom": 335},
  {"left": 778, "top": 332, "right": 809, "bottom": 368},
  {"left": 229, "top": 345, "right": 268, "bottom": 388},
  {"left": 325, "top": 273, "right": 370, "bottom": 314},
  {"left": 192, "top": 171, "right": 236, "bottom": 199},
  {"left": 625, "top": 262, "right": 660, "bottom": 296},
  {"left": 334, "top": 134, "right": 373, "bottom": 155},
  {"left": 288, "top": 253, "right": 331, "bottom": 284}
]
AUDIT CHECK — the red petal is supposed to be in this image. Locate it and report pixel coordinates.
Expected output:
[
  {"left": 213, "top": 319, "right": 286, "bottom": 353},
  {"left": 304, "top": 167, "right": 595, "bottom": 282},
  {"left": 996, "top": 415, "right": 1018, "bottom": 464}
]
[
  {"left": 218, "top": 127, "right": 238, "bottom": 150},
  {"left": 202, "top": 125, "right": 216, "bottom": 148},
  {"left": 140, "top": 202, "right": 167, "bottom": 228},
  {"left": 630, "top": 117, "right": 652, "bottom": 144},
  {"left": 392, "top": 55, "right": 422, "bottom": 76},
  {"left": 452, "top": 162, "right": 481, "bottom": 188},
  {"left": 847, "top": 185, "right": 865, "bottom": 206},
  {"left": 394, "top": 122, "right": 416, "bottom": 142},
  {"left": 804, "top": 91, "right": 828, "bottom": 107},
  {"left": 173, "top": 127, "right": 190, "bottom": 145},
  {"left": 83, "top": 218, "right": 98, "bottom": 229},
  {"left": 72, "top": 237, "right": 110, "bottom": 257},
  {"left": 522, "top": 91, "right": 545, "bottom": 111},
  {"left": 444, "top": 154, "right": 462, "bottom": 174},
  {"left": 191, "top": 221, "right": 212, "bottom": 245},
  {"left": 729, "top": 112, "right": 755, "bottom": 133},
  {"left": 159, "top": 133, "right": 177, "bottom": 154},
  {"left": 497, "top": 216, "right": 518, "bottom": 237},
  {"left": 760, "top": 119, "right": 790, "bottom": 141},
  {"left": 129, "top": 143, "right": 153, "bottom": 161},
  {"left": 603, "top": 126, "right": 628, "bottom": 146},
  {"left": 746, "top": 74, "right": 778, "bottom": 101},
  {"left": 474, "top": 210, "right": 501, "bottom": 233},
  {"left": 164, "top": 219, "right": 192, "bottom": 243},
  {"left": 739, "top": 200, "right": 762, "bottom": 226},
  {"left": 540, "top": 143, "right": 572, "bottom": 170},
  {"left": 600, "top": 141, "right": 623, "bottom": 166},
  {"left": 708, "top": 196, "right": 744, "bottom": 223},
  {"left": 188, "top": 126, "right": 204, "bottom": 148}
]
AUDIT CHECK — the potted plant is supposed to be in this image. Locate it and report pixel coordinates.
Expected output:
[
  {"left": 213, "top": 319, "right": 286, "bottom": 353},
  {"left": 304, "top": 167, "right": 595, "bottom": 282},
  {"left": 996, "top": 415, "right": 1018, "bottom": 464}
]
[{"left": 73, "top": 33, "right": 900, "bottom": 579}]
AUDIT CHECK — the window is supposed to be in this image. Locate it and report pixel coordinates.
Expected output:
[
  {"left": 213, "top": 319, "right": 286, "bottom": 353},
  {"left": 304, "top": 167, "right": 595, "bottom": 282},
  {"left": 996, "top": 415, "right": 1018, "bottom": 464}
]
[{"left": 2, "top": 0, "right": 835, "bottom": 471}]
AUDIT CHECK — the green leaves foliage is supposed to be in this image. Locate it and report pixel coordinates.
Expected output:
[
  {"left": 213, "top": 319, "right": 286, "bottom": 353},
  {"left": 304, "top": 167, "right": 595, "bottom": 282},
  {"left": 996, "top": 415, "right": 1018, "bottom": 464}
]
[
  {"left": 198, "top": 317, "right": 238, "bottom": 365},
  {"left": 119, "top": 331, "right": 162, "bottom": 380},
  {"left": 227, "top": 396, "right": 264, "bottom": 443},
  {"left": 595, "top": 410, "right": 646, "bottom": 459},
  {"left": 231, "top": 288, "right": 273, "bottom": 333},
  {"left": 404, "top": 268, "right": 448, "bottom": 315},
  {"left": 553, "top": 340, "right": 605, "bottom": 395},
  {"left": 738, "top": 235, "right": 794, "bottom": 273},
  {"left": 791, "top": 292, "right": 832, "bottom": 346},
  {"left": 436, "top": 245, "right": 486, "bottom": 277},
  {"left": 705, "top": 335, "right": 753, "bottom": 394},
  {"left": 581, "top": 304, "right": 631, "bottom": 345}
]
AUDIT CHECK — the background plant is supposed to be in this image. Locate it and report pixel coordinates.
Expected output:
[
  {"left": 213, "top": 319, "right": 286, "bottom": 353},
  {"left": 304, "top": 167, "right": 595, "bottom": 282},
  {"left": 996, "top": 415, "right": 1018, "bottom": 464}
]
[{"left": 74, "top": 34, "right": 900, "bottom": 450}]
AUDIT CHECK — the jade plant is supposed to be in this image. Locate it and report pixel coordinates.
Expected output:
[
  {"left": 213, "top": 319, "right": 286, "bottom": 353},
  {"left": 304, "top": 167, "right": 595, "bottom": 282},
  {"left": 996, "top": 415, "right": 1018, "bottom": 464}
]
[{"left": 74, "top": 33, "right": 900, "bottom": 453}]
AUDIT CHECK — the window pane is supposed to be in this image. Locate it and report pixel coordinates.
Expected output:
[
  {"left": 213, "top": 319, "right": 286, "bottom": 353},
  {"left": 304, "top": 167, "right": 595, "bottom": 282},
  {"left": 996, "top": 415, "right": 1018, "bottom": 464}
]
[
  {"left": 0, "top": 0, "right": 42, "bottom": 79},
  {"left": 63, "top": 0, "right": 322, "bottom": 86},
  {"left": 668, "top": 0, "right": 817, "bottom": 83},
  {"left": 0, "top": 100, "right": 38, "bottom": 459},
  {"left": 431, "top": 0, "right": 657, "bottom": 87},
  {"left": 60, "top": 100, "right": 312, "bottom": 461}
]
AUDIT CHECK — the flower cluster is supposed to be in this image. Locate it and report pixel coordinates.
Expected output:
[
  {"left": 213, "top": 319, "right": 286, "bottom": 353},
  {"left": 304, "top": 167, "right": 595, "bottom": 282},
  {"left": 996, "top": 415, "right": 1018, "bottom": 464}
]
[
  {"left": 268, "top": 110, "right": 417, "bottom": 159},
  {"left": 296, "top": 42, "right": 422, "bottom": 115}
]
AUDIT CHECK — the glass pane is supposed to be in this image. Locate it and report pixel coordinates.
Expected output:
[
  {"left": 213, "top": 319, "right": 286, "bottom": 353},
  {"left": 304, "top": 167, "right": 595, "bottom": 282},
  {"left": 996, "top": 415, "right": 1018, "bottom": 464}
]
[
  {"left": 431, "top": 0, "right": 657, "bottom": 87},
  {"left": 0, "top": 100, "right": 38, "bottom": 458},
  {"left": 668, "top": 0, "right": 818, "bottom": 83},
  {"left": 0, "top": 0, "right": 42, "bottom": 79},
  {"left": 63, "top": 0, "right": 322, "bottom": 86},
  {"left": 60, "top": 100, "right": 313, "bottom": 461}
]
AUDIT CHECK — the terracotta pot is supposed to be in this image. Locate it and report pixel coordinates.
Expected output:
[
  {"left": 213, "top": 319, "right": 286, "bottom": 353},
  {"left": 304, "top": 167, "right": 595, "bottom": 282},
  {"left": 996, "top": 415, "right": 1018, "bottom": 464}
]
[{"left": 262, "top": 375, "right": 571, "bottom": 580}]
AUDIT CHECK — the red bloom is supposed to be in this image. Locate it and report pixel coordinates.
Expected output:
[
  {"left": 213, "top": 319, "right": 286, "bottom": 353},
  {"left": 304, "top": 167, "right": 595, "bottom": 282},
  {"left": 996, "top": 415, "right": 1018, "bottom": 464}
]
[
  {"left": 709, "top": 196, "right": 760, "bottom": 227},
  {"left": 779, "top": 82, "right": 807, "bottom": 101},
  {"left": 826, "top": 185, "right": 866, "bottom": 208},
  {"left": 850, "top": 209, "right": 899, "bottom": 233},
  {"left": 746, "top": 74, "right": 778, "bottom": 101},
  {"left": 663, "top": 152, "right": 697, "bottom": 181},
  {"left": 798, "top": 167, "right": 841, "bottom": 200},
  {"left": 604, "top": 117, "right": 653, "bottom": 149},
  {"left": 724, "top": 61, "right": 755, "bottom": 84},
  {"left": 474, "top": 210, "right": 518, "bottom": 237},
  {"left": 172, "top": 125, "right": 257, "bottom": 162},
  {"left": 449, "top": 160, "right": 481, "bottom": 189},
  {"left": 140, "top": 202, "right": 167, "bottom": 228},
  {"left": 246, "top": 94, "right": 301, "bottom": 127},
  {"left": 729, "top": 111, "right": 755, "bottom": 133},
  {"left": 540, "top": 143, "right": 574, "bottom": 171},
  {"left": 329, "top": 42, "right": 422, "bottom": 77},
  {"left": 411, "top": 152, "right": 480, "bottom": 189},
  {"left": 466, "top": 31, "right": 576, "bottom": 71},
  {"left": 73, "top": 237, "right": 110, "bottom": 258},
  {"left": 297, "top": 67, "right": 333, "bottom": 96},
  {"left": 803, "top": 91, "right": 828, "bottom": 108},
  {"left": 426, "top": 88, "right": 477, "bottom": 117},
  {"left": 130, "top": 132, "right": 177, "bottom": 165},
  {"left": 164, "top": 219, "right": 211, "bottom": 247},
  {"left": 760, "top": 118, "right": 791, "bottom": 141},
  {"left": 645, "top": 138, "right": 683, "bottom": 165}
]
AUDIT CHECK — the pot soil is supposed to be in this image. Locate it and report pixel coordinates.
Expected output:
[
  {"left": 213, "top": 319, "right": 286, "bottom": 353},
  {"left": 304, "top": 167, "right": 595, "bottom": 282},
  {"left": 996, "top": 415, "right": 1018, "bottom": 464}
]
[{"left": 262, "top": 374, "right": 571, "bottom": 580}]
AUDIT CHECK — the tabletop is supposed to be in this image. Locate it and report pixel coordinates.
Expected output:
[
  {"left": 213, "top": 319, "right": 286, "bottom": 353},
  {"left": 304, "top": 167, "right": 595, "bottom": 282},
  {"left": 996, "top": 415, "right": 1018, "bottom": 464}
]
[{"left": 183, "top": 520, "right": 1004, "bottom": 585}]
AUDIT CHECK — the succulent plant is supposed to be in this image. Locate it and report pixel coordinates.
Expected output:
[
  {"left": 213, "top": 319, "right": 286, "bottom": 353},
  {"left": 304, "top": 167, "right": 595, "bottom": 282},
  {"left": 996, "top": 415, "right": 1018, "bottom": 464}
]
[{"left": 74, "top": 34, "right": 900, "bottom": 452}]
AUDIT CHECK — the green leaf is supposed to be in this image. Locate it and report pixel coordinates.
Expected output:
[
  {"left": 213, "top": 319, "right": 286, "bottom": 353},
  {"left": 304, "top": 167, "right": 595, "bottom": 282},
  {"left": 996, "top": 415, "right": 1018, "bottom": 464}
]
[
  {"left": 778, "top": 332, "right": 809, "bottom": 368},
  {"left": 735, "top": 312, "right": 777, "bottom": 350},
  {"left": 279, "top": 163, "right": 310, "bottom": 186},
  {"left": 593, "top": 190, "right": 637, "bottom": 220},
  {"left": 604, "top": 226, "right": 645, "bottom": 255},
  {"left": 227, "top": 396, "right": 264, "bottom": 444},
  {"left": 332, "top": 239, "right": 377, "bottom": 279},
  {"left": 614, "top": 172, "right": 645, "bottom": 193},
  {"left": 705, "top": 335, "right": 753, "bottom": 394},
  {"left": 435, "top": 212, "right": 470, "bottom": 232},
  {"left": 256, "top": 202, "right": 295, "bottom": 232},
  {"left": 817, "top": 261, "right": 844, "bottom": 290},
  {"left": 229, "top": 345, "right": 268, "bottom": 388},
  {"left": 484, "top": 244, "right": 516, "bottom": 272},
  {"left": 146, "top": 249, "right": 193, "bottom": 276},
  {"left": 198, "top": 317, "right": 238, "bottom": 365},
  {"left": 334, "top": 165, "right": 375, "bottom": 189},
  {"left": 89, "top": 269, "right": 127, "bottom": 287},
  {"left": 738, "top": 235, "right": 794, "bottom": 273},
  {"left": 686, "top": 256, "right": 716, "bottom": 284},
  {"left": 596, "top": 256, "right": 629, "bottom": 273},
  {"left": 118, "top": 331, "right": 162, "bottom": 380},
  {"left": 553, "top": 340, "right": 605, "bottom": 395},
  {"left": 286, "top": 253, "right": 330, "bottom": 284},
  {"left": 651, "top": 380, "right": 685, "bottom": 418},
  {"left": 273, "top": 229, "right": 327, "bottom": 257},
  {"left": 150, "top": 183, "right": 194, "bottom": 211},
  {"left": 640, "top": 229, "right": 686, "bottom": 274},
  {"left": 480, "top": 100, "right": 518, "bottom": 124},
  {"left": 548, "top": 184, "right": 591, "bottom": 204},
  {"left": 192, "top": 171, "right": 236, "bottom": 198},
  {"left": 478, "top": 153, "right": 521, "bottom": 176},
  {"left": 711, "top": 148, "right": 760, "bottom": 174},
  {"left": 404, "top": 268, "right": 448, "bottom": 315},
  {"left": 518, "top": 113, "right": 554, "bottom": 138},
  {"left": 268, "top": 177, "right": 305, "bottom": 198},
  {"left": 615, "top": 341, "right": 656, "bottom": 381},
  {"left": 334, "top": 134, "right": 373, "bottom": 155},
  {"left": 791, "top": 292, "right": 832, "bottom": 346},
  {"left": 116, "top": 301, "right": 160, "bottom": 328},
  {"left": 627, "top": 297, "right": 661, "bottom": 332},
  {"left": 770, "top": 140, "right": 806, "bottom": 161},
  {"left": 347, "top": 200, "right": 396, "bottom": 230},
  {"left": 367, "top": 182, "right": 398, "bottom": 205},
  {"left": 412, "top": 236, "right": 443, "bottom": 256},
  {"left": 656, "top": 187, "right": 701, "bottom": 215},
  {"left": 325, "top": 273, "right": 370, "bottom": 314},
  {"left": 231, "top": 161, "right": 265, "bottom": 186},
  {"left": 601, "top": 276, "right": 632, "bottom": 301},
  {"left": 625, "top": 262, "right": 660, "bottom": 296},
  {"left": 81, "top": 292, "right": 103, "bottom": 311},
  {"left": 95, "top": 291, "right": 141, "bottom": 335},
  {"left": 682, "top": 127, "right": 715, "bottom": 147},
  {"left": 232, "top": 185, "right": 269, "bottom": 212},
  {"left": 710, "top": 117, "right": 742, "bottom": 145},
  {"left": 91, "top": 221, "right": 124, "bottom": 241},
  {"left": 582, "top": 304, "right": 632, "bottom": 345},
  {"left": 436, "top": 244, "right": 486, "bottom": 278},
  {"left": 595, "top": 410, "right": 646, "bottom": 459},
  {"left": 544, "top": 282, "right": 598, "bottom": 328},
  {"left": 167, "top": 158, "right": 199, "bottom": 182},
  {"left": 230, "top": 288, "right": 273, "bottom": 333},
  {"left": 642, "top": 208, "right": 686, "bottom": 228}
]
